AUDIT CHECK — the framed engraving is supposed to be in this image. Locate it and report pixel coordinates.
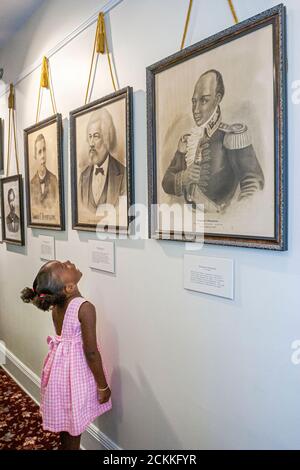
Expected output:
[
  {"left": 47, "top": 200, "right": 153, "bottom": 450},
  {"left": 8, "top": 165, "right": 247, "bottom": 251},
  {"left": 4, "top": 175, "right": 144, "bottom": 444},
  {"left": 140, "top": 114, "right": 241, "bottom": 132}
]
[
  {"left": 0, "top": 174, "right": 25, "bottom": 246},
  {"left": 70, "top": 87, "right": 134, "bottom": 233},
  {"left": 0, "top": 118, "right": 4, "bottom": 173},
  {"left": 24, "top": 114, "right": 65, "bottom": 230},
  {"left": 147, "top": 4, "right": 287, "bottom": 250}
]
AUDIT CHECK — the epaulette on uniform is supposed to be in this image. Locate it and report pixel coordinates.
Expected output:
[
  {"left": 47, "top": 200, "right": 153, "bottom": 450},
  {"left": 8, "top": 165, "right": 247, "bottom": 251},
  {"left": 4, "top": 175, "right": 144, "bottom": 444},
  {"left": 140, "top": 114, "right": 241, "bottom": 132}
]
[{"left": 219, "top": 122, "right": 252, "bottom": 150}]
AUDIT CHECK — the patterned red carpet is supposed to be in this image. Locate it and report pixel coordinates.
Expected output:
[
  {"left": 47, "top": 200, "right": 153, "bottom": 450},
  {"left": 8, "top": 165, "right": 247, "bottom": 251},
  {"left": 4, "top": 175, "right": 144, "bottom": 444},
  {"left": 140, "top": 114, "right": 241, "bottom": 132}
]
[{"left": 0, "top": 367, "right": 60, "bottom": 450}]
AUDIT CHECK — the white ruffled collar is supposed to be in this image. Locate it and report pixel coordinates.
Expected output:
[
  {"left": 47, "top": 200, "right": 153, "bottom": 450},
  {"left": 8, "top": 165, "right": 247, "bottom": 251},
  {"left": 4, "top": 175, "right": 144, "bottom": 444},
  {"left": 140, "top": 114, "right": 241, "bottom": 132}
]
[{"left": 185, "top": 106, "right": 221, "bottom": 166}]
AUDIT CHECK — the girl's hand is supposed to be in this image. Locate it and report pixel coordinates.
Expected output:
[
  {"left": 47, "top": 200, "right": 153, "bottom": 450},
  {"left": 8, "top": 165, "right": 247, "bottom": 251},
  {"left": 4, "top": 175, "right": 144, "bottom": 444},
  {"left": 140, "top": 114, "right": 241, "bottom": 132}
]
[{"left": 98, "top": 386, "right": 111, "bottom": 404}]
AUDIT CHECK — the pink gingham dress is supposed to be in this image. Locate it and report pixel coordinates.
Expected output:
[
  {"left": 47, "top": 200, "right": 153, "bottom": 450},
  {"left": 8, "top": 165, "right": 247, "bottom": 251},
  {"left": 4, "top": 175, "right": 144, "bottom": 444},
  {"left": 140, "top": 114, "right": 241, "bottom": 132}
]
[{"left": 40, "top": 297, "right": 112, "bottom": 436}]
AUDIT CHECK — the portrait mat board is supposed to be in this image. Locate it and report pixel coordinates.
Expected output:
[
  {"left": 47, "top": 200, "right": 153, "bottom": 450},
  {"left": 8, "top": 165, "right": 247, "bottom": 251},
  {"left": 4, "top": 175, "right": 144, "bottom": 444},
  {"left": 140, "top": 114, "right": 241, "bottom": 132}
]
[
  {"left": 70, "top": 87, "right": 134, "bottom": 233},
  {"left": 24, "top": 114, "right": 65, "bottom": 230},
  {"left": 147, "top": 4, "right": 287, "bottom": 250}
]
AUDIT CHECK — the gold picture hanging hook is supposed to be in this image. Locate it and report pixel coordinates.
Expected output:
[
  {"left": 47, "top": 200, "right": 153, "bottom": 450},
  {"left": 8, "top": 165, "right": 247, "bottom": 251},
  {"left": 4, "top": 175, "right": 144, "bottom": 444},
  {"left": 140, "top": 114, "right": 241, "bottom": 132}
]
[
  {"left": 36, "top": 56, "right": 57, "bottom": 123},
  {"left": 96, "top": 12, "right": 105, "bottom": 54},
  {"left": 6, "top": 84, "right": 20, "bottom": 177},
  {"left": 85, "top": 12, "right": 118, "bottom": 105}
]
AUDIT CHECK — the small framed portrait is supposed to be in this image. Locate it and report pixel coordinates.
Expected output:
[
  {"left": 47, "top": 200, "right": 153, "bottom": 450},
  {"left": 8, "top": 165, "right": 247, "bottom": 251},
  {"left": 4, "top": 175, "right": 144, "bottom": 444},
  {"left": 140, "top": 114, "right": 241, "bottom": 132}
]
[
  {"left": 0, "top": 118, "right": 4, "bottom": 173},
  {"left": 0, "top": 174, "right": 25, "bottom": 246},
  {"left": 0, "top": 190, "right": 3, "bottom": 244},
  {"left": 24, "top": 114, "right": 65, "bottom": 230},
  {"left": 147, "top": 4, "right": 287, "bottom": 250},
  {"left": 70, "top": 87, "right": 134, "bottom": 233}
]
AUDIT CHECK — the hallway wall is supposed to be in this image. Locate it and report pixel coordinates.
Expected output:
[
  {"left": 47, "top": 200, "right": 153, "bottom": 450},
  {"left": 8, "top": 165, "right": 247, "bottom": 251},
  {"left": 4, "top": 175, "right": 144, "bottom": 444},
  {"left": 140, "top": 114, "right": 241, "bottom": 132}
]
[{"left": 0, "top": 0, "right": 299, "bottom": 450}]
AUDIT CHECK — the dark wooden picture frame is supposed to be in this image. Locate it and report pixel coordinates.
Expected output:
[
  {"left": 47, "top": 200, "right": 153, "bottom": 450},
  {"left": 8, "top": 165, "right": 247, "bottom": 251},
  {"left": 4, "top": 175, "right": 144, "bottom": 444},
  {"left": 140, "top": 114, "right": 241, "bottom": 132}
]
[
  {"left": 0, "top": 174, "right": 25, "bottom": 246},
  {"left": 0, "top": 118, "right": 4, "bottom": 174},
  {"left": 147, "top": 4, "right": 287, "bottom": 250},
  {"left": 0, "top": 184, "right": 3, "bottom": 244},
  {"left": 70, "top": 86, "right": 134, "bottom": 233},
  {"left": 24, "top": 114, "right": 65, "bottom": 231}
]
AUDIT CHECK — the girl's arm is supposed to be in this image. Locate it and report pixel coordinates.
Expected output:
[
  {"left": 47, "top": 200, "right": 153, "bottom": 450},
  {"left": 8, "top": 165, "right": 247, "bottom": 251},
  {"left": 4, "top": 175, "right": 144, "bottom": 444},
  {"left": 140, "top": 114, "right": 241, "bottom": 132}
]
[{"left": 79, "top": 301, "right": 111, "bottom": 403}]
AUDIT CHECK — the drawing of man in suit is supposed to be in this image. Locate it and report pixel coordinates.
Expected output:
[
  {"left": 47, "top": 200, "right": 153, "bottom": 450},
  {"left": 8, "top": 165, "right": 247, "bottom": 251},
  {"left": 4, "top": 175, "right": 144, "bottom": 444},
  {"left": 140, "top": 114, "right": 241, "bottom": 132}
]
[
  {"left": 30, "top": 133, "right": 58, "bottom": 210},
  {"left": 6, "top": 188, "right": 20, "bottom": 233},
  {"left": 79, "top": 107, "right": 126, "bottom": 214}
]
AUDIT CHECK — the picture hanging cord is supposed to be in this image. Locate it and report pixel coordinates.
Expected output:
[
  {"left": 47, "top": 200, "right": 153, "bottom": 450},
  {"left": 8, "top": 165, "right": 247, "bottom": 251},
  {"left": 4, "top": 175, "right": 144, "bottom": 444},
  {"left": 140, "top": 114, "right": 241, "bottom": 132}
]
[
  {"left": 36, "top": 56, "right": 58, "bottom": 124},
  {"left": 85, "top": 12, "right": 118, "bottom": 105},
  {"left": 6, "top": 84, "right": 20, "bottom": 177},
  {"left": 181, "top": 0, "right": 193, "bottom": 50},
  {"left": 227, "top": 0, "right": 239, "bottom": 24},
  {"left": 181, "top": 0, "right": 239, "bottom": 50}
]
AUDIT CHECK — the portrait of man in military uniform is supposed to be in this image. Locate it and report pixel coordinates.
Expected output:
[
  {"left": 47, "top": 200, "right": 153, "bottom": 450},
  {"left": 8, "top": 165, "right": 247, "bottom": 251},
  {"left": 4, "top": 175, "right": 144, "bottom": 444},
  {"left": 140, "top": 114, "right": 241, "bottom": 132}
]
[
  {"left": 6, "top": 188, "right": 20, "bottom": 233},
  {"left": 0, "top": 175, "right": 25, "bottom": 246},
  {"left": 162, "top": 70, "right": 265, "bottom": 213},
  {"left": 148, "top": 13, "right": 287, "bottom": 248}
]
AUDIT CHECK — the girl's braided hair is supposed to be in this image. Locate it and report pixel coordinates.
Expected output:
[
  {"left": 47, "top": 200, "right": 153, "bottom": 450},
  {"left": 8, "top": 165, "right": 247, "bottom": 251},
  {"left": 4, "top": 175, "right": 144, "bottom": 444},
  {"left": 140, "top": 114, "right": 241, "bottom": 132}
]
[{"left": 21, "top": 263, "right": 67, "bottom": 311}]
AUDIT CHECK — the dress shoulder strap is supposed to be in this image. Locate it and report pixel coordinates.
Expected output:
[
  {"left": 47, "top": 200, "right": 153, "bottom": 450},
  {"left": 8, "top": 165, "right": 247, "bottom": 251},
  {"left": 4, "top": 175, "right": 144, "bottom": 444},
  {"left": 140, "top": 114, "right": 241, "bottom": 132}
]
[{"left": 65, "top": 297, "right": 87, "bottom": 327}]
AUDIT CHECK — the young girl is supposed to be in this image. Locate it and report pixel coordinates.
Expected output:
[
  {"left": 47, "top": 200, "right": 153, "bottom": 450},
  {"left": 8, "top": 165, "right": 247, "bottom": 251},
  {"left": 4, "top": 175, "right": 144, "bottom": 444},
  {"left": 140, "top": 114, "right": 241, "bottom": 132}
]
[{"left": 21, "top": 260, "right": 112, "bottom": 450}]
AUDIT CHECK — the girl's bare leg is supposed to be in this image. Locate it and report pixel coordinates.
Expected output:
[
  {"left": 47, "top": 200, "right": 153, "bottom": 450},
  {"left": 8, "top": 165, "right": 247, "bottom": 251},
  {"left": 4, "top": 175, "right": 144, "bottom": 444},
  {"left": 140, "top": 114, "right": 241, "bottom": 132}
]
[
  {"left": 64, "top": 433, "right": 81, "bottom": 450},
  {"left": 59, "top": 431, "right": 68, "bottom": 450}
]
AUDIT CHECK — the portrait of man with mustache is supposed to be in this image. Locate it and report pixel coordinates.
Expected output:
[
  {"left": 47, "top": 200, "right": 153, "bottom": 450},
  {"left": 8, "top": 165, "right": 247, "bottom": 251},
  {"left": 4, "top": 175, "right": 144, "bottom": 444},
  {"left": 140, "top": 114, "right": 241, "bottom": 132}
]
[
  {"left": 30, "top": 133, "right": 58, "bottom": 210},
  {"left": 79, "top": 108, "right": 126, "bottom": 214},
  {"left": 6, "top": 188, "right": 20, "bottom": 234}
]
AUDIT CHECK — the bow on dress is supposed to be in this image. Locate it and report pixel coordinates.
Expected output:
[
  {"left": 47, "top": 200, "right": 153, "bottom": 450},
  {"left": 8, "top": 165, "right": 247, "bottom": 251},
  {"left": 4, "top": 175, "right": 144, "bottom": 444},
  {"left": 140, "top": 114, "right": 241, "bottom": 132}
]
[{"left": 47, "top": 335, "right": 81, "bottom": 356}]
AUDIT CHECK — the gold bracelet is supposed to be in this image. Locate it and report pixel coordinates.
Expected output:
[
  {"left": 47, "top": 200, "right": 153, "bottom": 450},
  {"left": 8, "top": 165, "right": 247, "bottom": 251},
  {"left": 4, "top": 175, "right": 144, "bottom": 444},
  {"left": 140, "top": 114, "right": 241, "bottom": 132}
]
[{"left": 98, "top": 384, "right": 109, "bottom": 392}]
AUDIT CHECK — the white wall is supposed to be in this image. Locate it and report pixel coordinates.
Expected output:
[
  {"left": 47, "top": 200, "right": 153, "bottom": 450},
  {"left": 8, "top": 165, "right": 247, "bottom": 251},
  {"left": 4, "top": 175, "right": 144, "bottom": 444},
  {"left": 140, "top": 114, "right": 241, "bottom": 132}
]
[{"left": 0, "top": 0, "right": 299, "bottom": 450}]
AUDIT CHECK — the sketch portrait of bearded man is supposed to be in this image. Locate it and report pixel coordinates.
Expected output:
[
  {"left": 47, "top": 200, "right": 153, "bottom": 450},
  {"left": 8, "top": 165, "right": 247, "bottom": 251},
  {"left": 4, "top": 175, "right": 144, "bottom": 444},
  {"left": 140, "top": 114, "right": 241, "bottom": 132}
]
[{"left": 79, "top": 107, "right": 126, "bottom": 215}]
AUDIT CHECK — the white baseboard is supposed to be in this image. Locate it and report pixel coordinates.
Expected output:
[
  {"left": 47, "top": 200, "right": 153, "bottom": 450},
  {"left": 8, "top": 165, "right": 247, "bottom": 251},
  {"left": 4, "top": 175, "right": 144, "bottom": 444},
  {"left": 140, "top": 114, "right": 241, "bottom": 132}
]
[{"left": 0, "top": 343, "right": 120, "bottom": 451}]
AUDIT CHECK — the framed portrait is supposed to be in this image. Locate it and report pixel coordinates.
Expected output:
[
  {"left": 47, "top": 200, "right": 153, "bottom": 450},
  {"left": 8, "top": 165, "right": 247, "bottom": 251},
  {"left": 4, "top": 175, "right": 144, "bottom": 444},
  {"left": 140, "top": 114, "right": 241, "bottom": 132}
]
[
  {"left": 70, "top": 87, "right": 134, "bottom": 233},
  {"left": 0, "top": 174, "right": 25, "bottom": 246},
  {"left": 147, "top": 4, "right": 287, "bottom": 250},
  {"left": 24, "top": 114, "right": 65, "bottom": 230},
  {"left": 0, "top": 118, "right": 4, "bottom": 173},
  {"left": 0, "top": 189, "right": 3, "bottom": 244}
]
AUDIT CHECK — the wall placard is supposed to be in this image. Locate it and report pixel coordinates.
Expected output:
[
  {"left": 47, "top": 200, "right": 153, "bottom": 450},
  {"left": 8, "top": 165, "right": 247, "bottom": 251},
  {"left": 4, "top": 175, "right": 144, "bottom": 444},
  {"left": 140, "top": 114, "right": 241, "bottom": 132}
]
[
  {"left": 184, "top": 254, "right": 234, "bottom": 300},
  {"left": 89, "top": 239, "right": 115, "bottom": 274},
  {"left": 40, "top": 235, "right": 55, "bottom": 261}
]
